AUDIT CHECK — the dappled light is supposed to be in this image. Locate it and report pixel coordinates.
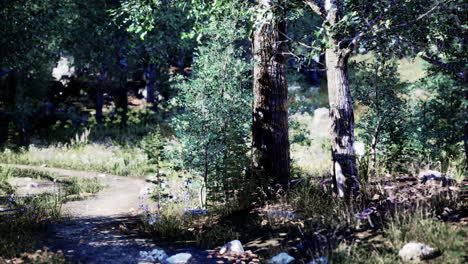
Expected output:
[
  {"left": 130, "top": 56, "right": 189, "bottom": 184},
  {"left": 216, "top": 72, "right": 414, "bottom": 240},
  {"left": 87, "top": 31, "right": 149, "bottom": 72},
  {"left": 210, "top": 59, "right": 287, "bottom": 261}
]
[{"left": 0, "top": 0, "right": 466, "bottom": 263}]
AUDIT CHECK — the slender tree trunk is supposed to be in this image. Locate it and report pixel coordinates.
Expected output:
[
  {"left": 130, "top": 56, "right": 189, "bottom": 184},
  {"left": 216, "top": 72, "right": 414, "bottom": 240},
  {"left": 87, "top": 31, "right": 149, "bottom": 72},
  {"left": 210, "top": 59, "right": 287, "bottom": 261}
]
[
  {"left": 326, "top": 48, "right": 359, "bottom": 198},
  {"left": 144, "top": 63, "right": 156, "bottom": 106},
  {"left": 6, "top": 70, "right": 17, "bottom": 107},
  {"left": 252, "top": 0, "right": 290, "bottom": 192},
  {"left": 370, "top": 135, "right": 378, "bottom": 178},
  {"left": 95, "top": 66, "right": 106, "bottom": 124},
  {"left": 116, "top": 35, "right": 128, "bottom": 126}
]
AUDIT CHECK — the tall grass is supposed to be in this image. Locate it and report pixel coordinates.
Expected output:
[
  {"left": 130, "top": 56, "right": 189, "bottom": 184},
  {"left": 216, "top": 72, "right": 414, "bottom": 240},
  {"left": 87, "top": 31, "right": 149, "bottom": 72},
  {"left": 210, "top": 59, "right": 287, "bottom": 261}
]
[{"left": 0, "top": 142, "right": 149, "bottom": 176}]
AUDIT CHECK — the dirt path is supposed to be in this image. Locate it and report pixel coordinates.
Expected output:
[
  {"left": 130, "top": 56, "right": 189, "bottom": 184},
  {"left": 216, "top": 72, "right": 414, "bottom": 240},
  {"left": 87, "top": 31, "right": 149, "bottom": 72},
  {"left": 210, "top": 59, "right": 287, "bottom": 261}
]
[{"left": 4, "top": 164, "right": 225, "bottom": 264}]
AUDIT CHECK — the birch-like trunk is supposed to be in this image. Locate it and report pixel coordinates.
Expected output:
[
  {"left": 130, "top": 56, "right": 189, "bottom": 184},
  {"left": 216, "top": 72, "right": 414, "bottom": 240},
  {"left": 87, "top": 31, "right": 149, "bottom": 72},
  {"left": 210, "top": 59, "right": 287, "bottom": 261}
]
[{"left": 326, "top": 49, "right": 359, "bottom": 198}]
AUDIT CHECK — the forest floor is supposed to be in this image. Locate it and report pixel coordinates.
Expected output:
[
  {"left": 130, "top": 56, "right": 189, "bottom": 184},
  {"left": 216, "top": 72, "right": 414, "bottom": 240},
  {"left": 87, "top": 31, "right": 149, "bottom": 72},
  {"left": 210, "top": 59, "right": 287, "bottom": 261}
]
[
  {"left": 2, "top": 164, "right": 467, "bottom": 264},
  {"left": 2, "top": 164, "right": 233, "bottom": 264}
]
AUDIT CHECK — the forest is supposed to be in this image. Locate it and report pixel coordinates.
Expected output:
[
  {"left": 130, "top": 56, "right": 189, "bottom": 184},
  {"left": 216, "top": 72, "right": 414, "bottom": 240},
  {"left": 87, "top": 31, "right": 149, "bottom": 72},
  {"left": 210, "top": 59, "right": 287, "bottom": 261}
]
[{"left": 0, "top": 0, "right": 466, "bottom": 263}]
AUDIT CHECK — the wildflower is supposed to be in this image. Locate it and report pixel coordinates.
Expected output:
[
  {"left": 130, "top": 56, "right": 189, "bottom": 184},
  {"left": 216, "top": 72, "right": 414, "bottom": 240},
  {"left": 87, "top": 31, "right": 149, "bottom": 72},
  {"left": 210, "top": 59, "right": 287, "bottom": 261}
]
[
  {"left": 354, "top": 208, "right": 375, "bottom": 227},
  {"left": 295, "top": 244, "right": 305, "bottom": 250}
]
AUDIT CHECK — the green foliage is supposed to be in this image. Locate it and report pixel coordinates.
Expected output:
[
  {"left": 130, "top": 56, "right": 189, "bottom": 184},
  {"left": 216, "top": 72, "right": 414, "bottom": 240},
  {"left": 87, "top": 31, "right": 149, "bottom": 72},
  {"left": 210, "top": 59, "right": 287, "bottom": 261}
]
[
  {"left": 172, "top": 3, "right": 253, "bottom": 206},
  {"left": 142, "top": 129, "right": 170, "bottom": 207},
  {"left": 351, "top": 56, "right": 410, "bottom": 175},
  {"left": 409, "top": 73, "right": 466, "bottom": 173},
  {"left": 0, "top": 168, "right": 63, "bottom": 258}
]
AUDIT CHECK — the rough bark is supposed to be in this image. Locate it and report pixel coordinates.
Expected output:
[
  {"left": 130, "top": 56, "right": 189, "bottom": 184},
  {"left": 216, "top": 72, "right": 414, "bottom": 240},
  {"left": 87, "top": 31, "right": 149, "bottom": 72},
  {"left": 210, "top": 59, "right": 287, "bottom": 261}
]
[
  {"left": 252, "top": 0, "right": 290, "bottom": 191},
  {"left": 326, "top": 48, "right": 359, "bottom": 197},
  {"left": 324, "top": 2, "right": 359, "bottom": 198}
]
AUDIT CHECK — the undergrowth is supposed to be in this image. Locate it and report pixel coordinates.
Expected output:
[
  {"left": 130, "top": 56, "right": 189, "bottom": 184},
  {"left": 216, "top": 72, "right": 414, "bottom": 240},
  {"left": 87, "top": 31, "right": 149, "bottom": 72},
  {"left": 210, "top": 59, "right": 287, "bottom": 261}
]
[{"left": 0, "top": 166, "right": 104, "bottom": 259}]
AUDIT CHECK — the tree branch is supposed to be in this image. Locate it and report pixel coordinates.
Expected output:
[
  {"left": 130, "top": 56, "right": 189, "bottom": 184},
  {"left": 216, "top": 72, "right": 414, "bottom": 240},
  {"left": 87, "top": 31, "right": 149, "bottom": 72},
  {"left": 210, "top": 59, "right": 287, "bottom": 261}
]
[
  {"left": 420, "top": 55, "right": 464, "bottom": 80},
  {"left": 344, "top": 0, "right": 400, "bottom": 54},
  {"left": 395, "top": 36, "right": 465, "bottom": 81},
  {"left": 374, "top": 0, "right": 451, "bottom": 33},
  {"left": 304, "top": 0, "right": 325, "bottom": 18}
]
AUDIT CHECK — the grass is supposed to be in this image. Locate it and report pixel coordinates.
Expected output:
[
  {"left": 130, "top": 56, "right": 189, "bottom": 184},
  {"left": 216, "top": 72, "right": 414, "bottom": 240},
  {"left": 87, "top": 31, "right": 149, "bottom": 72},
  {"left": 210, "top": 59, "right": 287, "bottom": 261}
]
[
  {"left": 0, "top": 166, "right": 104, "bottom": 259},
  {"left": 352, "top": 53, "right": 426, "bottom": 83},
  {"left": 330, "top": 215, "right": 467, "bottom": 264},
  {"left": 63, "top": 176, "right": 104, "bottom": 198},
  {"left": 0, "top": 142, "right": 149, "bottom": 176}
]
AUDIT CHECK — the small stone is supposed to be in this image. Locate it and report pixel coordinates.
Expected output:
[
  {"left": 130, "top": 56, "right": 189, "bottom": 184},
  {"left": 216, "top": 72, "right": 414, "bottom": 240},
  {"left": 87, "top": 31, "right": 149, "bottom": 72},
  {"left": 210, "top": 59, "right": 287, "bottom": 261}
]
[
  {"left": 399, "top": 242, "right": 439, "bottom": 261},
  {"left": 268, "top": 252, "right": 295, "bottom": 264},
  {"left": 139, "top": 248, "right": 168, "bottom": 262},
  {"left": 165, "top": 253, "right": 192, "bottom": 264},
  {"left": 307, "top": 256, "right": 329, "bottom": 264},
  {"left": 27, "top": 182, "right": 39, "bottom": 188},
  {"left": 220, "top": 240, "right": 244, "bottom": 255}
]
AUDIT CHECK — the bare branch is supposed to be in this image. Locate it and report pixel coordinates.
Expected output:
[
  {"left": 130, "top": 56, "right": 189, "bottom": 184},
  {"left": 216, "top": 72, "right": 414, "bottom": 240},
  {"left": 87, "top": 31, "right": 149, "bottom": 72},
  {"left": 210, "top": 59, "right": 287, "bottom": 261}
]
[
  {"left": 395, "top": 36, "right": 465, "bottom": 81},
  {"left": 420, "top": 55, "right": 464, "bottom": 80},
  {"left": 304, "top": 0, "right": 325, "bottom": 18},
  {"left": 278, "top": 30, "right": 321, "bottom": 51}
]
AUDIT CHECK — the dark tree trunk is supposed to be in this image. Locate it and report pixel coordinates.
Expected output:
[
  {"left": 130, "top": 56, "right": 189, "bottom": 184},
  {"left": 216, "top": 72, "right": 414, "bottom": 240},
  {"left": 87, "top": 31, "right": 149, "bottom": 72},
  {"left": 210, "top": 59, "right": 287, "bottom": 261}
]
[
  {"left": 95, "top": 67, "right": 106, "bottom": 124},
  {"left": 6, "top": 70, "right": 17, "bottom": 107},
  {"left": 144, "top": 63, "right": 156, "bottom": 106},
  {"left": 252, "top": 0, "right": 290, "bottom": 192},
  {"left": 116, "top": 35, "right": 128, "bottom": 126}
]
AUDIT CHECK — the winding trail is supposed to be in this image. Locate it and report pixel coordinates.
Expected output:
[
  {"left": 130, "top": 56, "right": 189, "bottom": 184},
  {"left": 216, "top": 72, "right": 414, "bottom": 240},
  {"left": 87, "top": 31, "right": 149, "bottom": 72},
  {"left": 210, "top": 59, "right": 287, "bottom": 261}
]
[{"left": 4, "top": 164, "right": 226, "bottom": 264}]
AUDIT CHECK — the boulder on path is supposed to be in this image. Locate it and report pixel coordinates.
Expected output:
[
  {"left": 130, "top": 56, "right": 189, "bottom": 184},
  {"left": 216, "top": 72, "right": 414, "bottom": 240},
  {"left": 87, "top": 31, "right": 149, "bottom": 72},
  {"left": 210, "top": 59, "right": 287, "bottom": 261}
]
[
  {"left": 398, "top": 242, "right": 439, "bottom": 262},
  {"left": 219, "top": 240, "right": 244, "bottom": 255},
  {"left": 164, "top": 253, "right": 192, "bottom": 264},
  {"left": 139, "top": 248, "right": 168, "bottom": 263},
  {"left": 268, "top": 252, "right": 295, "bottom": 264}
]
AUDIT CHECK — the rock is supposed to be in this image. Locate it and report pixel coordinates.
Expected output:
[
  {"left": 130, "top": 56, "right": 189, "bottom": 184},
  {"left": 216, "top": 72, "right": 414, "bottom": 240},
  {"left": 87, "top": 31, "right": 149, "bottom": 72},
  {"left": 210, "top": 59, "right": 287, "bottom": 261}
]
[
  {"left": 268, "top": 252, "right": 295, "bottom": 264},
  {"left": 139, "top": 187, "right": 152, "bottom": 196},
  {"left": 164, "top": 253, "right": 192, "bottom": 264},
  {"left": 311, "top": 108, "right": 331, "bottom": 138},
  {"left": 418, "top": 170, "right": 442, "bottom": 179},
  {"left": 398, "top": 242, "right": 439, "bottom": 261},
  {"left": 219, "top": 240, "right": 244, "bottom": 255},
  {"left": 27, "top": 182, "right": 39, "bottom": 188},
  {"left": 308, "top": 256, "right": 329, "bottom": 264},
  {"left": 139, "top": 248, "right": 168, "bottom": 262}
]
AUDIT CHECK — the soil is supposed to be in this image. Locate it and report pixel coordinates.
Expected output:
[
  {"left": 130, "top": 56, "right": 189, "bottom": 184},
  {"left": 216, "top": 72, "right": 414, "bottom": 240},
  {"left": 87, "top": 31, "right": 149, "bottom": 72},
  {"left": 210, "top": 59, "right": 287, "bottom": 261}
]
[{"left": 3, "top": 165, "right": 237, "bottom": 264}]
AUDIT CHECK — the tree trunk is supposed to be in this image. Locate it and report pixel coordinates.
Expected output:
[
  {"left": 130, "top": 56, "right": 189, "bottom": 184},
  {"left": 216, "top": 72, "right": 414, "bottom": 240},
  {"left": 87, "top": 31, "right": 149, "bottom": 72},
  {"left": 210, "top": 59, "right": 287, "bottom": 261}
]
[
  {"left": 95, "top": 67, "right": 106, "bottom": 123},
  {"left": 326, "top": 48, "right": 359, "bottom": 198},
  {"left": 116, "top": 35, "right": 128, "bottom": 126},
  {"left": 370, "top": 135, "right": 378, "bottom": 178},
  {"left": 6, "top": 70, "right": 17, "bottom": 107},
  {"left": 144, "top": 63, "right": 156, "bottom": 106},
  {"left": 252, "top": 0, "right": 290, "bottom": 192}
]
